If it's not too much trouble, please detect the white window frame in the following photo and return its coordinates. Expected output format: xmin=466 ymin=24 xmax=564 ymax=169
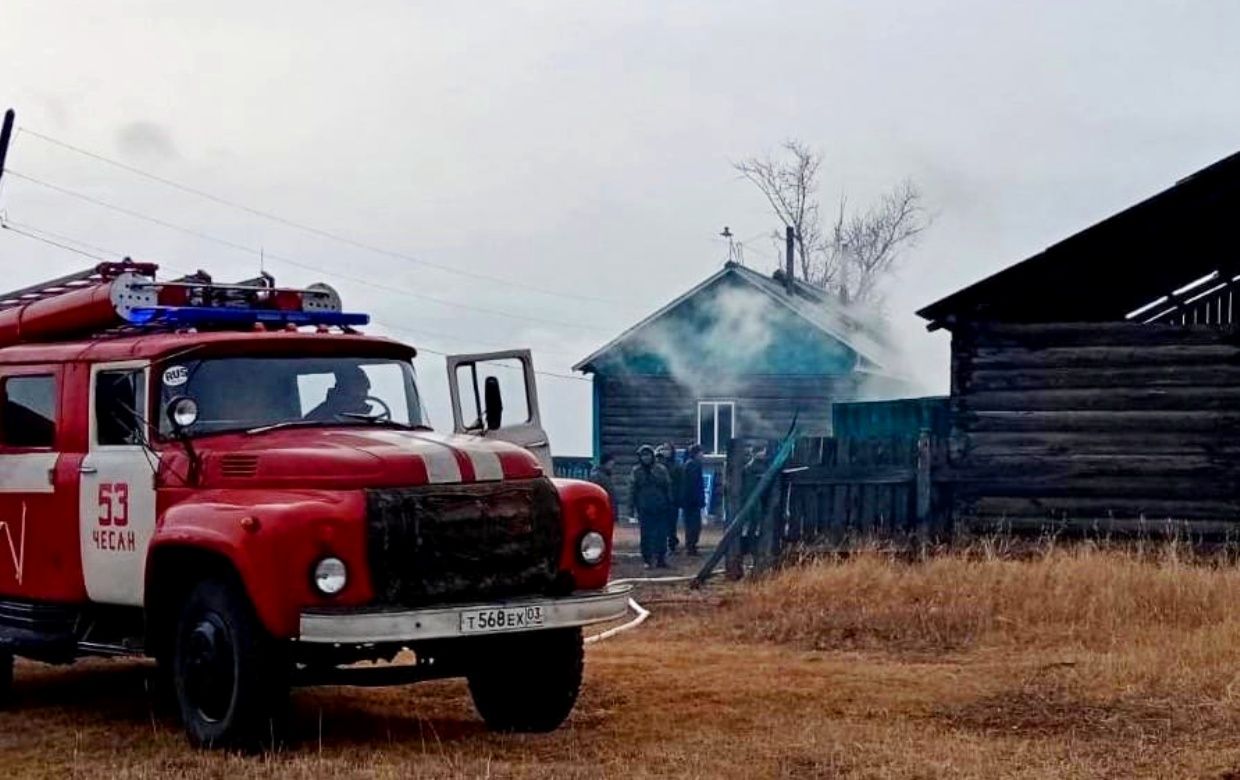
xmin=90 ymin=361 xmax=151 ymax=450
xmin=696 ymin=400 xmax=736 ymax=457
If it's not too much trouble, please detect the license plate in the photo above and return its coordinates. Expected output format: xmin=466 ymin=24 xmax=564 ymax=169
xmin=460 ymin=605 xmax=545 ymax=634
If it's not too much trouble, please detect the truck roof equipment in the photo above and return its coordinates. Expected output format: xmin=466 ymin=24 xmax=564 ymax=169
xmin=0 ymin=259 xmax=368 ymax=348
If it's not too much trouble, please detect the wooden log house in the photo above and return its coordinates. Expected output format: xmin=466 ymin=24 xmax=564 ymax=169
xmin=574 ymin=262 xmax=913 ymax=514
xmin=918 ymin=151 xmax=1240 ymax=536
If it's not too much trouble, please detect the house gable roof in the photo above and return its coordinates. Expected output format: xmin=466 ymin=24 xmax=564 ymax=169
xmin=573 ymin=262 xmax=893 ymax=374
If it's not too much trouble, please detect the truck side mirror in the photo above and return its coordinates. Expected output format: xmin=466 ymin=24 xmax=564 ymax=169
xmin=483 ymin=376 xmax=503 ymax=431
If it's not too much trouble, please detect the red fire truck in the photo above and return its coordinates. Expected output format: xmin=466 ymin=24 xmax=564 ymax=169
xmin=0 ymin=260 xmax=625 ymax=749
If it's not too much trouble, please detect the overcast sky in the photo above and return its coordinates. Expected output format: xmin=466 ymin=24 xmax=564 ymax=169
xmin=3 ymin=1 xmax=1239 ymax=454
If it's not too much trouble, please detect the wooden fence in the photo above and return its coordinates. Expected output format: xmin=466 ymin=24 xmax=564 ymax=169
xmin=724 ymin=431 xmax=949 ymax=571
xmin=551 ymin=455 xmax=593 ymax=481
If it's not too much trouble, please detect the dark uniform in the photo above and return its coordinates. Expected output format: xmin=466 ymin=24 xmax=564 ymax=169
xmin=657 ymin=444 xmax=683 ymax=554
xmin=680 ymin=447 xmax=706 ymax=555
xmin=589 ymin=459 xmax=619 ymax=524
xmin=629 ymin=445 xmax=672 ymax=567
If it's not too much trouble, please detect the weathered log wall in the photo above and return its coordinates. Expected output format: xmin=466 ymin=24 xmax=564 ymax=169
xmin=950 ymin=321 xmax=1240 ymax=534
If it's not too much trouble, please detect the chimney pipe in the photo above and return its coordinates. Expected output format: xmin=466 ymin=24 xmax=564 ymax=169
xmin=784 ymin=225 xmax=795 ymax=295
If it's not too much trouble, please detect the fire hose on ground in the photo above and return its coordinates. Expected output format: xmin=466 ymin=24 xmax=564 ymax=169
xmin=584 ymin=575 xmax=698 ymax=645
xmin=584 ymin=598 xmax=650 ymax=644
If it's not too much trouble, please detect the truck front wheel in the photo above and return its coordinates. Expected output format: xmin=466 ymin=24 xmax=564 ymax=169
xmin=466 ymin=627 xmax=584 ymax=732
xmin=172 ymin=578 xmax=290 ymax=750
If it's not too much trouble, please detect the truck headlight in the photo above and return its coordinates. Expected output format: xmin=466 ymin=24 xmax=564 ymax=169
xmin=578 ymin=531 xmax=606 ymax=565
xmin=312 ymin=557 xmax=348 ymax=595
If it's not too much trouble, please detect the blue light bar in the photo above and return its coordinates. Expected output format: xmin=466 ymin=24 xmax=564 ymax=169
xmin=128 ymin=306 xmax=370 ymax=327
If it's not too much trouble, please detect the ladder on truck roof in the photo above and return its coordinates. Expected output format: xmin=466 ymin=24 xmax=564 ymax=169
xmin=0 ymin=260 xmax=157 ymax=312
xmin=0 ymin=260 xmax=369 ymax=348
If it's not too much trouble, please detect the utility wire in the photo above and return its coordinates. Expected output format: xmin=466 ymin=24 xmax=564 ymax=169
xmin=2 ymin=217 xmax=122 ymax=261
xmin=16 ymin=126 xmax=638 ymax=309
xmin=373 ymin=321 xmax=589 ymax=381
xmin=0 ymin=214 xmax=592 ymax=383
xmin=0 ymin=219 xmax=108 ymax=261
xmin=4 ymin=169 xmax=616 ymax=334
xmin=367 ymin=316 xmax=583 ymax=359
xmin=5 ymin=195 xmax=589 ymax=358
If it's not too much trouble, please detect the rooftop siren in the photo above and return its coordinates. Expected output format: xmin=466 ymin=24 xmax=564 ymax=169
xmin=0 ymin=259 xmax=369 ymax=348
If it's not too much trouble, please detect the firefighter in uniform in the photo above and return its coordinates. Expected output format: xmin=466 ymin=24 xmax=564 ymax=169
xmin=680 ymin=444 xmax=706 ymax=556
xmin=656 ymin=443 xmax=683 ymax=555
xmin=630 ymin=444 xmax=672 ymax=568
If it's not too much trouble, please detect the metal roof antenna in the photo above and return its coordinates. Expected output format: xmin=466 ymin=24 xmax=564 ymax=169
xmin=721 ymin=226 xmax=744 ymax=266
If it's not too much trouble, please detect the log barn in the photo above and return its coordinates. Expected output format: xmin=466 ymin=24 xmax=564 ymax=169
xmin=918 ymin=151 xmax=1240 ymax=536
xmin=574 ymin=262 xmax=911 ymax=514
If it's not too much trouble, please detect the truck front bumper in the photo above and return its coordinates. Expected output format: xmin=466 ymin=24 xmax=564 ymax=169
xmin=298 ymin=584 xmax=633 ymax=645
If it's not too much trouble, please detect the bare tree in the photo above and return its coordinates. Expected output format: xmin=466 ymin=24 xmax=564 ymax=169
xmin=733 ymin=140 xmax=824 ymax=284
xmin=825 ymin=179 xmax=926 ymax=304
xmin=733 ymin=142 xmax=927 ymax=305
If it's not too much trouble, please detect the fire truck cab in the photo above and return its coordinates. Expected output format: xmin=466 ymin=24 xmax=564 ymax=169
xmin=0 ymin=261 xmax=626 ymax=749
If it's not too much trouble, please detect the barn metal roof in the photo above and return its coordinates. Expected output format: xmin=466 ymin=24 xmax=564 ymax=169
xmin=573 ymin=262 xmax=896 ymax=374
xmin=917 ymin=149 xmax=1240 ymax=330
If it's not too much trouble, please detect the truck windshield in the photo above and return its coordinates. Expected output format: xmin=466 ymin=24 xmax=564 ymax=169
xmin=157 ymin=356 xmax=429 ymax=436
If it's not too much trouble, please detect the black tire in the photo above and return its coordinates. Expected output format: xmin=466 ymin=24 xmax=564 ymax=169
xmin=0 ymin=652 xmax=12 ymax=706
xmin=172 ymin=578 xmax=290 ymax=750
xmin=466 ymin=627 xmax=584 ymax=733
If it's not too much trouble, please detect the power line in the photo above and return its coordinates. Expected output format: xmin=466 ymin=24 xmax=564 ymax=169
xmin=3 ymin=168 xmax=617 ymax=334
xmin=0 ymin=214 xmax=591 ymax=383
xmin=16 ymin=126 xmax=638 ymax=309
xmin=0 ymin=219 xmax=109 ymax=261
xmin=2 ymin=217 xmax=122 ymax=260
xmin=367 ymin=316 xmax=582 ymax=359
xmin=370 ymin=320 xmax=590 ymax=382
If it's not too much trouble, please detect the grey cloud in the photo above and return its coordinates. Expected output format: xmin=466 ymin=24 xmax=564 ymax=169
xmin=114 ymin=121 xmax=178 ymax=162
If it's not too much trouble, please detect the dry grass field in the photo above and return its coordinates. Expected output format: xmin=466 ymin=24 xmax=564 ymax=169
xmin=6 ymin=541 xmax=1240 ymax=778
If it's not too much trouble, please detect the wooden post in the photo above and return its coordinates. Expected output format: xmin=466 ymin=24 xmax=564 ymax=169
xmin=753 ymin=446 xmax=784 ymax=573
xmin=723 ymin=437 xmax=745 ymax=580
xmin=784 ymin=226 xmax=795 ymax=295
xmin=0 ymin=109 xmax=15 ymax=190
xmin=915 ymin=428 xmax=932 ymax=548
xmin=831 ymin=436 xmax=850 ymax=543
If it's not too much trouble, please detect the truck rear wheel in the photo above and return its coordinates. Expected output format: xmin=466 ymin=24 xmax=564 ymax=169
xmin=172 ymin=578 xmax=290 ymax=750
xmin=466 ymin=627 xmax=583 ymax=733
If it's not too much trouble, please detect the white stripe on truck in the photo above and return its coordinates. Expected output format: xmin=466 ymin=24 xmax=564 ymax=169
xmin=366 ymin=431 xmax=462 ymax=483
xmin=444 ymin=435 xmax=504 ymax=481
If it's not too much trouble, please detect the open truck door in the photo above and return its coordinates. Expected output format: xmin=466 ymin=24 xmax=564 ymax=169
xmin=446 ymin=350 xmax=553 ymax=473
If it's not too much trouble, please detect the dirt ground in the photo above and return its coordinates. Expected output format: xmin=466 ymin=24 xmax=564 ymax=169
xmin=607 ymin=521 xmax=725 ymax=580
xmin=4 ymin=542 xmax=1240 ymax=778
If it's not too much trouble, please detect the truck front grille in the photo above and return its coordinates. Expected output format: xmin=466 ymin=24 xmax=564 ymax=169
xmin=365 ymin=479 xmax=563 ymax=607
